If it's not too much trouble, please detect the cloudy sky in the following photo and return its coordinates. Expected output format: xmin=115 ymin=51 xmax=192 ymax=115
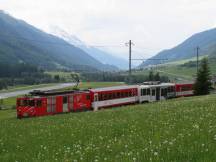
xmin=1 ymin=0 xmax=216 ymax=60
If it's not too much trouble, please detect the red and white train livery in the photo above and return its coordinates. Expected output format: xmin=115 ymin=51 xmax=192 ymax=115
xmin=16 ymin=83 xmax=194 ymax=118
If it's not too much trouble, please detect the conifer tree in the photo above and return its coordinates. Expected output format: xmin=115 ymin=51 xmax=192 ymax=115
xmin=194 ymin=58 xmax=211 ymax=95
xmin=148 ymin=71 xmax=154 ymax=81
xmin=154 ymin=72 xmax=161 ymax=81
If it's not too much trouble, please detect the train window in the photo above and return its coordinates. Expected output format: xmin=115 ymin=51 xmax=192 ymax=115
xmin=36 ymin=100 xmax=42 ymax=107
xmin=103 ymin=94 xmax=106 ymax=100
xmin=17 ymin=100 xmax=20 ymax=106
xmin=86 ymin=94 xmax=90 ymax=100
xmin=161 ymin=89 xmax=164 ymax=96
xmin=152 ymin=89 xmax=156 ymax=96
xmin=98 ymin=94 xmax=101 ymax=101
xmin=171 ymin=86 xmax=175 ymax=92
xmin=161 ymin=88 xmax=167 ymax=96
xmin=63 ymin=96 xmax=68 ymax=104
xmin=147 ymin=89 xmax=150 ymax=95
xmin=181 ymin=86 xmax=190 ymax=91
xmin=29 ymin=100 xmax=35 ymax=107
xmin=120 ymin=92 xmax=123 ymax=98
xmin=123 ymin=92 xmax=125 ymax=97
xmin=128 ymin=91 xmax=132 ymax=97
xmin=126 ymin=91 xmax=129 ymax=97
xmin=110 ymin=93 xmax=113 ymax=99
xmin=19 ymin=100 xmax=27 ymax=106
xmin=143 ymin=89 xmax=147 ymax=96
xmin=117 ymin=92 xmax=120 ymax=98
xmin=107 ymin=93 xmax=111 ymax=100
xmin=94 ymin=95 xmax=98 ymax=101
xmin=112 ymin=93 xmax=116 ymax=99
xmin=106 ymin=93 xmax=109 ymax=100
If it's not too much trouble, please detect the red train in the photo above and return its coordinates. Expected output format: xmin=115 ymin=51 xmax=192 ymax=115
xmin=16 ymin=83 xmax=194 ymax=118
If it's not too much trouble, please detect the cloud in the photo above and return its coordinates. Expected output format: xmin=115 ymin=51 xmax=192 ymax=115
xmin=1 ymin=0 xmax=216 ymax=59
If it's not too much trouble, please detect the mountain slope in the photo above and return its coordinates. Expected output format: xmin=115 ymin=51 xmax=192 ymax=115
xmin=140 ymin=28 xmax=216 ymax=67
xmin=50 ymin=26 xmax=128 ymax=69
xmin=0 ymin=11 xmax=115 ymax=71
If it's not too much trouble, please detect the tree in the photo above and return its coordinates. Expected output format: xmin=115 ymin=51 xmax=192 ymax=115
xmin=71 ymin=73 xmax=80 ymax=87
xmin=148 ymin=71 xmax=154 ymax=81
xmin=0 ymin=99 xmax=3 ymax=110
xmin=54 ymin=75 xmax=60 ymax=82
xmin=154 ymin=72 xmax=160 ymax=81
xmin=194 ymin=58 xmax=211 ymax=95
xmin=0 ymin=80 xmax=7 ymax=90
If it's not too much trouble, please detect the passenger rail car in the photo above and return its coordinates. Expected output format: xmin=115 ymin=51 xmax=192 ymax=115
xmin=16 ymin=83 xmax=194 ymax=118
xmin=138 ymin=83 xmax=175 ymax=103
xmin=175 ymin=83 xmax=194 ymax=97
xmin=89 ymin=85 xmax=138 ymax=110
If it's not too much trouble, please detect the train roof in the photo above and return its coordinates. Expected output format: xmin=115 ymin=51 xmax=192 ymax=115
xmin=139 ymin=83 xmax=175 ymax=88
xmin=89 ymin=85 xmax=138 ymax=92
xmin=29 ymin=89 xmax=88 ymax=97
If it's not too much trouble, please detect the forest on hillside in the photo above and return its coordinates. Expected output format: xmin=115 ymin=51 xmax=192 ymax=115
xmin=0 ymin=63 xmax=61 ymax=90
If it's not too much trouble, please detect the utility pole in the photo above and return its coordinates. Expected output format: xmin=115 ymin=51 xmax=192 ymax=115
xmin=125 ymin=40 xmax=134 ymax=77
xmin=129 ymin=40 xmax=132 ymax=76
xmin=196 ymin=46 xmax=200 ymax=75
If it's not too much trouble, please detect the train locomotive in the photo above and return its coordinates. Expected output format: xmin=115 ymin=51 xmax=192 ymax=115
xmin=16 ymin=82 xmax=194 ymax=118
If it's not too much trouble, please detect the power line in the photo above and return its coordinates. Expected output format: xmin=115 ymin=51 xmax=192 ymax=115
xmin=131 ymin=58 xmax=168 ymax=61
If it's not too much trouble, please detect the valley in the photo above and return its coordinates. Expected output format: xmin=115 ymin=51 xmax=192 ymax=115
xmin=0 ymin=5 xmax=216 ymax=162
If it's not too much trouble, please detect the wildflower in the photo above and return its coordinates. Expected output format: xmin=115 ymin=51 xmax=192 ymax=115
xmin=154 ymin=152 xmax=158 ymax=156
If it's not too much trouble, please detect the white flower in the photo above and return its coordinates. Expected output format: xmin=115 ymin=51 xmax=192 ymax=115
xmin=154 ymin=152 xmax=158 ymax=156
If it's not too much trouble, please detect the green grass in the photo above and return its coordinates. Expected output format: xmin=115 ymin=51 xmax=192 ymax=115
xmin=162 ymin=55 xmax=208 ymax=66
xmin=0 ymin=94 xmax=216 ymax=161
xmin=46 ymin=71 xmax=75 ymax=82
xmin=134 ymin=58 xmax=216 ymax=82
xmin=60 ymin=82 xmax=125 ymax=91
xmin=0 ymin=96 xmax=17 ymax=109
xmin=78 ymin=82 xmax=125 ymax=89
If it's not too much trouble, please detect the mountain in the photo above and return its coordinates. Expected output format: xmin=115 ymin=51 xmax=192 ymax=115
xmin=50 ymin=26 xmax=128 ymax=69
xmin=0 ymin=11 xmax=116 ymax=72
xmin=140 ymin=28 xmax=216 ymax=67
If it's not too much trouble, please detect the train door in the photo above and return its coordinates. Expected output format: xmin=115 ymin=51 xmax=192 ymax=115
xmin=63 ymin=96 xmax=68 ymax=113
xmin=150 ymin=88 xmax=156 ymax=102
xmin=156 ymin=87 xmax=161 ymax=101
xmin=94 ymin=93 xmax=99 ymax=102
xmin=47 ymin=97 xmax=56 ymax=113
xmin=93 ymin=93 xmax=99 ymax=111
xmin=68 ymin=95 xmax=73 ymax=111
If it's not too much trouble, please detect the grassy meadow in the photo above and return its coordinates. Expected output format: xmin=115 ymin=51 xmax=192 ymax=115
xmin=134 ymin=58 xmax=216 ymax=82
xmin=0 ymin=94 xmax=216 ymax=161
